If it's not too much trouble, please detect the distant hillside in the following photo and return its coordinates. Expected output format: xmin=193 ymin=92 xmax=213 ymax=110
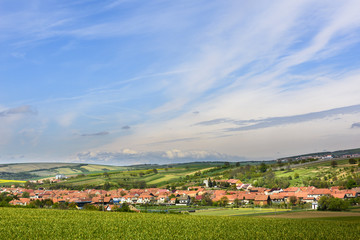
xmin=0 ymin=163 xmax=127 ymax=180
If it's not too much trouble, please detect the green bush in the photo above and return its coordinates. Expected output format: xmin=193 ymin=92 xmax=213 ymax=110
xmin=318 ymin=196 xmax=349 ymax=211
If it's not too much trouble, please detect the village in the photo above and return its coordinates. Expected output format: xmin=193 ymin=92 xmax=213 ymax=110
xmin=2 ymin=178 xmax=360 ymax=212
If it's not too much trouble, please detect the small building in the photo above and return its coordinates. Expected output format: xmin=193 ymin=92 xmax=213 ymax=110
xmin=55 ymin=174 xmax=67 ymax=180
xmin=312 ymin=202 xmax=318 ymax=210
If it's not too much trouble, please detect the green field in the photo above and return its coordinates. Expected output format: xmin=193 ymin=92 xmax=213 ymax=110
xmin=191 ymin=208 xmax=290 ymax=216
xmin=0 ymin=163 xmax=127 ymax=180
xmin=0 ymin=208 xmax=359 ymax=239
xmin=61 ymin=163 xmax=221 ymax=188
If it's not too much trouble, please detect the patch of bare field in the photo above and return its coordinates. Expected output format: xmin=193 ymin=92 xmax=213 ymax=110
xmin=260 ymin=211 xmax=360 ymax=218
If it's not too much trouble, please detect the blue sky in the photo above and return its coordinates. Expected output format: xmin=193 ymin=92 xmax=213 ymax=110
xmin=1 ymin=0 xmax=360 ymax=165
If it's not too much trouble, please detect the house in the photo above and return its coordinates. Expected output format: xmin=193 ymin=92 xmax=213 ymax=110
xmin=243 ymin=194 xmax=256 ymax=204
xmin=332 ymin=193 xmax=346 ymax=199
xmin=254 ymin=195 xmax=270 ymax=206
xmin=302 ymin=197 xmax=316 ymax=203
xmin=105 ymin=204 xmax=116 ymax=211
xmin=9 ymin=198 xmax=31 ymax=206
xmin=104 ymin=197 xmax=113 ymax=204
xmin=307 ymin=189 xmax=331 ymax=198
xmin=270 ymin=194 xmax=285 ymax=204
xmin=283 ymin=187 xmax=300 ymax=193
xmin=237 ymin=184 xmax=251 ymax=190
xmin=169 ymin=198 xmax=176 ymax=205
xmin=157 ymin=195 xmax=169 ymax=204
xmin=92 ymin=196 xmax=112 ymax=205
xmin=120 ymin=195 xmax=133 ymax=204
xmin=177 ymin=194 xmax=190 ymax=205
xmin=136 ymin=194 xmax=152 ymax=204
xmin=352 ymin=187 xmax=360 ymax=197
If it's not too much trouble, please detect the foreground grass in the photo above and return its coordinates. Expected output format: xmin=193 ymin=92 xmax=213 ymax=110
xmin=259 ymin=210 xmax=360 ymax=219
xmin=0 ymin=208 xmax=359 ymax=239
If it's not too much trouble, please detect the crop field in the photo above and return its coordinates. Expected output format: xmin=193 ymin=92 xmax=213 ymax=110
xmin=0 ymin=179 xmax=26 ymax=184
xmin=190 ymin=208 xmax=290 ymax=216
xmin=0 ymin=208 xmax=359 ymax=239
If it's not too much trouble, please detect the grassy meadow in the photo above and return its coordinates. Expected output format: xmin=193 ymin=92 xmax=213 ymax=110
xmin=190 ymin=207 xmax=291 ymax=216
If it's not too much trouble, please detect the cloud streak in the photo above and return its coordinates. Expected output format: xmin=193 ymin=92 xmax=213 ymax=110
xmin=80 ymin=131 xmax=109 ymax=137
xmin=194 ymin=104 xmax=360 ymax=131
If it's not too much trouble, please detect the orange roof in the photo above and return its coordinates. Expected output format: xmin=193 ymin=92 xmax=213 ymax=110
xmin=254 ymin=195 xmax=269 ymax=201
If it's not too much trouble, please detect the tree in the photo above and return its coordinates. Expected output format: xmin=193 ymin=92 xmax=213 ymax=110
xmin=233 ymin=198 xmax=241 ymax=208
xmin=294 ymin=173 xmax=299 ymax=179
xmin=224 ymin=162 xmax=230 ymax=168
xmin=84 ymin=204 xmax=98 ymax=211
xmin=200 ymin=193 xmax=213 ymax=206
xmin=21 ymin=191 xmax=30 ymax=198
xmin=346 ymin=178 xmax=356 ymax=189
xmin=331 ymin=160 xmax=337 ymax=168
xmin=328 ymin=198 xmax=349 ymax=211
xmin=152 ymin=169 xmax=158 ymax=174
xmin=289 ymin=196 xmax=297 ymax=206
xmin=212 ymin=180 xmax=217 ymax=187
xmin=103 ymin=182 xmax=111 ymax=191
xmin=318 ymin=196 xmax=349 ymax=211
xmin=236 ymin=162 xmax=240 ymax=167
xmin=68 ymin=202 xmax=77 ymax=210
xmin=115 ymin=203 xmax=131 ymax=212
xmin=207 ymin=178 xmax=213 ymax=188
xmin=349 ymin=158 xmax=356 ymax=164
xmin=219 ymin=196 xmax=229 ymax=207
xmin=259 ymin=163 xmax=267 ymax=173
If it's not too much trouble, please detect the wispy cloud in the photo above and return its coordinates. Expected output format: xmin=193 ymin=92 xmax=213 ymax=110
xmin=80 ymin=131 xmax=109 ymax=137
xmin=0 ymin=105 xmax=37 ymax=117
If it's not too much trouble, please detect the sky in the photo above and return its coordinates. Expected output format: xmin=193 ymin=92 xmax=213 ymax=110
xmin=1 ymin=0 xmax=360 ymax=165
